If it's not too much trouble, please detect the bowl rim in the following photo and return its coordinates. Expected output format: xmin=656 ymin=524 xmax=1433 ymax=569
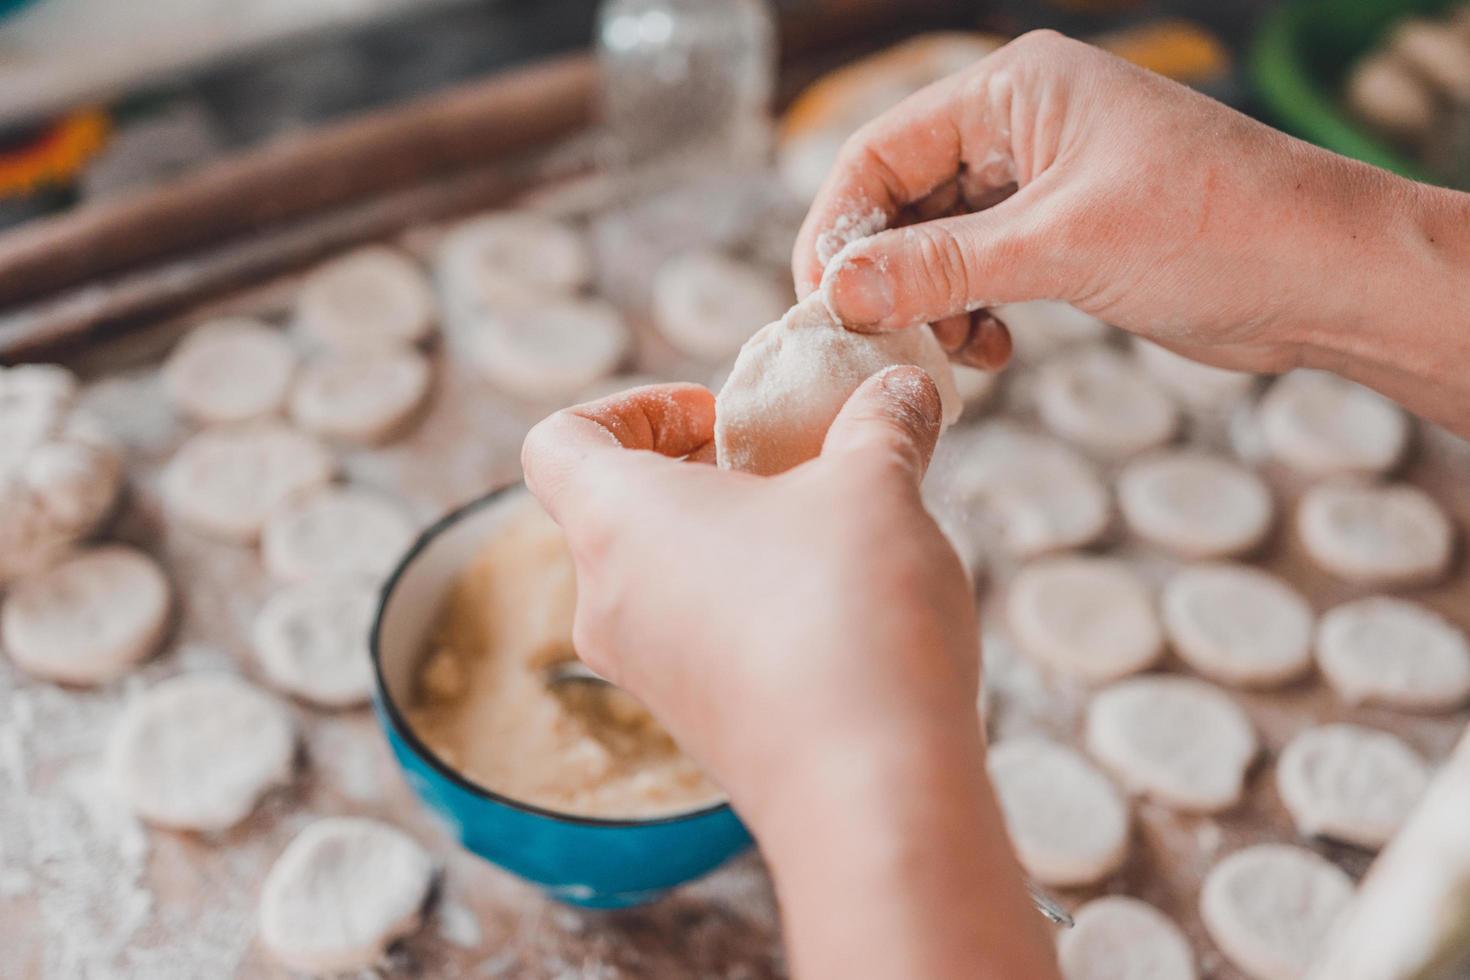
xmin=371 ymin=483 xmax=735 ymax=829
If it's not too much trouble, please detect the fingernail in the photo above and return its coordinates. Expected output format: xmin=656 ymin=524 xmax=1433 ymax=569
xmin=822 ymin=254 xmax=895 ymax=328
xmin=877 ymin=364 xmax=941 ymax=427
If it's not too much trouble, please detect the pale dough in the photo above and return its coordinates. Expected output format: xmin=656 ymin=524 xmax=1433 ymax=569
xmin=253 ymin=583 xmax=378 ymax=708
xmin=714 ymin=295 xmax=961 ymax=475
xmin=1345 ymin=52 xmax=1437 ymax=142
xmin=261 ymin=486 xmax=416 ymax=585
xmin=1259 ymin=371 xmax=1408 ymax=477
xmin=1199 ymin=844 xmax=1353 ymax=980
xmin=109 ymin=672 xmax=296 ymax=831
xmin=1006 ymin=555 xmax=1163 ymax=684
xmin=953 ymin=365 xmax=998 ymax=410
xmin=259 ymin=816 xmax=433 ymax=974
xmin=1315 ymin=597 xmax=1470 ymax=712
xmin=1036 ymin=346 xmax=1179 ymax=458
xmin=162 ymin=423 xmax=334 ymax=544
xmin=1391 ymin=18 xmax=1470 ymax=102
xmin=1132 ymin=339 xmax=1256 ymax=410
xmin=1297 ymin=481 xmax=1453 ymax=586
xmin=1086 ymin=675 xmax=1257 ymax=813
xmin=987 ymin=737 xmax=1130 ymax=888
xmin=1 ymin=545 xmax=171 ymax=685
xmin=1118 ymin=450 xmax=1274 ymax=559
xmin=295 ymin=246 xmax=437 ymax=352
xmin=462 ymin=290 xmax=629 ymax=400
xmin=289 ymin=347 xmax=432 ymax=445
xmin=162 ymin=318 xmax=296 ymax=424
xmin=435 ymin=211 xmax=592 ymax=314
xmin=0 ymin=364 xmax=123 ymax=584
xmin=1057 ymin=896 xmax=1197 ymax=980
xmin=993 ymin=300 xmax=1109 ymax=361
xmin=1276 ymin=723 xmax=1429 ymax=850
xmin=1161 ymin=563 xmax=1314 ymax=688
xmin=651 ymin=249 xmax=790 ymax=360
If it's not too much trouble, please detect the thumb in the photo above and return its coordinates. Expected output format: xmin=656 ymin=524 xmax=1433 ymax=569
xmin=821 ymin=365 xmax=942 ymax=484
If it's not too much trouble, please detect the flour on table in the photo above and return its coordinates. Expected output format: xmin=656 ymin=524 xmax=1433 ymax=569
xmin=259 ymin=816 xmax=434 ymax=974
xmin=1 ymin=546 xmax=171 ymax=686
xmin=252 ymin=583 xmax=378 ymax=708
xmin=1259 ymin=370 xmax=1408 ymax=477
xmin=1315 ymin=597 xmax=1470 ymax=712
xmin=1036 ymin=346 xmax=1179 ymax=458
xmin=1297 ymin=481 xmax=1453 ymax=586
xmin=651 ymin=249 xmax=790 ymax=361
xmin=992 ymin=300 xmax=1109 ymax=361
xmin=289 ymin=347 xmax=432 ymax=445
xmin=459 ymin=289 xmax=630 ymax=401
xmin=162 ymin=318 xmax=296 ymax=424
xmin=1199 ymin=844 xmax=1353 ymax=980
xmin=261 ymin=485 xmax=416 ymax=585
xmin=108 ymin=673 xmax=297 ymax=831
xmin=1118 ymin=450 xmax=1274 ymax=559
xmin=1161 ymin=563 xmax=1314 ymax=688
xmin=1276 ymin=724 xmax=1429 ymax=850
xmin=295 ymin=246 xmax=437 ymax=352
xmin=1086 ymin=676 xmax=1257 ymax=814
xmin=1058 ymin=896 xmax=1198 ymax=980
xmin=435 ymin=211 xmax=592 ymax=315
xmin=1132 ymin=339 xmax=1256 ymax=411
xmin=987 ymin=737 xmax=1130 ymax=888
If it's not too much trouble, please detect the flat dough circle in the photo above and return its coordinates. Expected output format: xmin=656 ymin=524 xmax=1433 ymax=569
xmin=715 ymin=295 xmax=961 ymax=475
xmin=1 ymin=545 xmax=171 ymax=685
xmin=260 ymin=816 xmax=433 ymax=974
xmin=1132 ymin=339 xmax=1256 ymax=411
xmin=1086 ymin=675 xmax=1257 ymax=813
xmin=464 ymin=292 xmax=629 ymax=400
xmin=1276 ymin=723 xmax=1429 ymax=849
xmin=651 ymin=249 xmax=790 ymax=360
xmin=162 ymin=318 xmax=296 ymax=423
xmin=1316 ymin=597 xmax=1470 ymax=711
xmin=1058 ymin=896 xmax=1197 ymax=980
xmin=296 ymin=246 xmax=436 ymax=352
xmin=262 ymin=486 xmax=416 ymax=585
xmin=1297 ymin=481 xmax=1453 ymax=586
xmin=1161 ymin=563 xmax=1314 ymax=688
xmin=109 ymin=673 xmax=296 ymax=831
xmin=992 ymin=300 xmax=1109 ymax=361
xmin=253 ymin=583 xmax=377 ymax=707
xmin=1259 ymin=370 xmax=1408 ymax=476
xmin=987 ymin=738 xmax=1130 ymax=888
xmin=289 ymin=348 xmax=431 ymax=445
xmin=1199 ymin=844 xmax=1353 ymax=980
xmin=1118 ymin=450 xmax=1274 ymax=559
xmin=1007 ymin=555 xmax=1164 ymax=683
xmin=1036 ymin=346 xmax=1179 ymax=458
xmin=436 ymin=211 xmax=591 ymax=311
xmin=162 ymin=423 xmax=335 ymax=543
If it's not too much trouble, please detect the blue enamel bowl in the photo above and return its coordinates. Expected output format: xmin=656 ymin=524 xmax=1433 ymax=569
xmin=371 ymin=486 xmax=752 ymax=909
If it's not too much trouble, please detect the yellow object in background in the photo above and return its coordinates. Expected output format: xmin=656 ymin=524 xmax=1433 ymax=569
xmin=1094 ymin=19 xmax=1232 ymax=87
xmin=0 ymin=109 xmax=109 ymax=197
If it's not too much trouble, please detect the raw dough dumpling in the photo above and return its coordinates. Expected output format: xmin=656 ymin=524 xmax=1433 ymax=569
xmin=1086 ymin=675 xmax=1257 ymax=813
xmin=1058 ymin=896 xmax=1197 ymax=980
xmin=1036 ymin=346 xmax=1179 ymax=458
xmin=289 ymin=348 xmax=432 ymax=445
xmin=1297 ymin=481 xmax=1453 ymax=586
xmin=953 ymin=365 xmax=998 ymax=410
xmin=1346 ymin=52 xmax=1437 ymax=142
xmin=296 ymin=246 xmax=437 ymax=352
xmin=462 ymin=289 xmax=629 ymax=400
xmin=651 ymin=249 xmax=790 ymax=361
xmin=109 ymin=673 xmax=296 ymax=831
xmin=259 ymin=817 xmax=433 ymax=974
xmin=0 ymin=364 xmax=123 ymax=584
xmin=1 ymin=545 xmax=171 ymax=685
xmin=715 ymin=295 xmax=961 ymax=475
xmin=1161 ymin=563 xmax=1314 ymax=688
xmin=161 ymin=423 xmax=335 ymax=543
xmin=1276 ymin=723 xmax=1429 ymax=850
xmin=1007 ymin=555 xmax=1164 ymax=684
xmin=1315 ymin=597 xmax=1470 ymax=712
xmin=436 ymin=211 xmax=592 ymax=314
xmin=253 ymin=583 xmax=377 ymax=708
xmin=1391 ymin=18 xmax=1470 ymax=102
xmin=1259 ymin=371 xmax=1408 ymax=477
xmin=987 ymin=737 xmax=1130 ymax=888
xmin=262 ymin=486 xmax=416 ymax=585
xmin=163 ymin=318 xmax=296 ymax=424
xmin=993 ymin=300 xmax=1109 ymax=361
xmin=1132 ymin=339 xmax=1256 ymax=411
xmin=1118 ymin=450 xmax=1274 ymax=559
xmin=1200 ymin=844 xmax=1353 ymax=980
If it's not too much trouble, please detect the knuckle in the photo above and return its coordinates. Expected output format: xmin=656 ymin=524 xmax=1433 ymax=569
xmin=910 ymin=224 xmax=972 ymax=309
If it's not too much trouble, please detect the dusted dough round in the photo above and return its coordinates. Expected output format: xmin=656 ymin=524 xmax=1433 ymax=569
xmin=1316 ymin=597 xmax=1470 ymax=712
xmin=1036 ymin=346 xmax=1179 ymax=458
xmin=987 ymin=737 xmax=1130 ymax=888
xmin=253 ymin=583 xmax=377 ymax=708
xmin=1297 ymin=481 xmax=1453 ymax=586
xmin=109 ymin=673 xmax=296 ymax=831
xmin=161 ymin=423 xmax=335 ymax=543
xmin=1259 ymin=371 xmax=1408 ymax=477
xmin=1200 ymin=844 xmax=1353 ymax=980
xmin=1345 ymin=52 xmax=1437 ymax=142
xmin=993 ymin=300 xmax=1109 ymax=361
xmin=1086 ymin=675 xmax=1257 ymax=813
xmin=1 ymin=546 xmax=171 ymax=685
xmin=163 ymin=318 xmax=296 ymax=424
xmin=1276 ymin=724 xmax=1429 ymax=849
xmin=1132 ymin=339 xmax=1256 ymax=410
xmin=714 ymin=295 xmax=960 ymax=475
xmin=289 ymin=348 xmax=431 ymax=445
xmin=259 ymin=817 xmax=433 ymax=974
xmin=295 ymin=246 xmax=437 ymax=352
xmin=1118 ymin=450 xmax=1274 ymax=559
xmin=1007 ymin=555 xmax=1163 ymax=683
xmin=1162 ymin=563 xmax=1314 ymax=688
xmin=1058 ymin=896 xmax=1197 ymax=980
xmin=436 ymin=211 xmax=591 ymax=313
xmin=262 ymin=486 xmax=416 ymax=585
xmin=462 ymin=291 xmax=629 ymax=400
xmin=651 ymin=249 xmax=789 ymax=360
